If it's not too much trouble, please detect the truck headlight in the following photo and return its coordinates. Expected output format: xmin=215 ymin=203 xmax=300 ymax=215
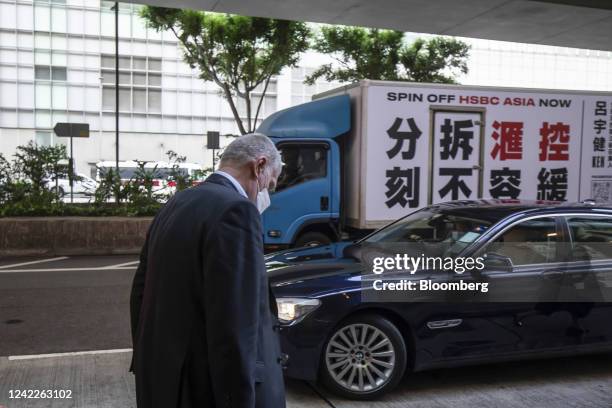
xmin=276 ymin=298 xmax=321 ymax=324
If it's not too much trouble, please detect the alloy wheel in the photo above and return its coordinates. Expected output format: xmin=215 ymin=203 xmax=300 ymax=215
xmin=324 ymin=323 xmax=396 ymax=393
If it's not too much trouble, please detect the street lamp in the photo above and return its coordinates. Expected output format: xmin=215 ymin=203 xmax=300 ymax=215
xmin=110 ymin=2 xmax=119 ymax=176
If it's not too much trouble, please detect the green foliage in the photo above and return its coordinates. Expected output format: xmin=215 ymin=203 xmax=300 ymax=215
xmin=91 ymin=162 xmax=162 ymax=216
xmin=94 ymin=167 xmax=122 ymax=205
xmin=122 ymin=161 xmax=160 ymax=210
xmin=0 ymin=142 xmax=220 ymax=217
xmin=12 ymin=141 xmax=68 ymax=194
xmin=305 ymin=26 xmax=470 ymax=85
xmin=0 ymin=142 xmax=69 ymax=216
xmin=166 ymin=150 xmax=191 ymax=193
xmin=165 ymin=150 xmax=213 ymax=194
xmin=399 ymin=37 xmax=470 ymax=83
xmin=140 ymin=7 xmax=310 ymax=134
xmin=0 ymin=153 xmax=12 ymax=203
xmin=306 ymin=27 xmax=404 ymax=84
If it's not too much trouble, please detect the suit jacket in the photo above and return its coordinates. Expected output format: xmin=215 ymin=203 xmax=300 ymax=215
xmin=130 ymin=173 xmax=286 ymax=408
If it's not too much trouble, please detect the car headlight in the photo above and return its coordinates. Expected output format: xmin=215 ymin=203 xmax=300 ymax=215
xmin=276 ymin=298 xmax=321 ymax=325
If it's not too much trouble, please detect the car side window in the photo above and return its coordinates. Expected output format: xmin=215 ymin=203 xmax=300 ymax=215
xmin=275 ymin=144 xmax=327 ymax=193
xmin=567 ymin=216 xmax=612 ymax=261
xmin=486 ymin=217 xmax=560 ymax=266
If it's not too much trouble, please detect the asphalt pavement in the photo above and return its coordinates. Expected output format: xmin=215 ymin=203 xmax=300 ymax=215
xmin=1 ymin=255 xmax=612 ymax=407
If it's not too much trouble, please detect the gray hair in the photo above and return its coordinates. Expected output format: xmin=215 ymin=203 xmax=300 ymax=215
xmin=219 ymin=133 xmax=282 ymax=174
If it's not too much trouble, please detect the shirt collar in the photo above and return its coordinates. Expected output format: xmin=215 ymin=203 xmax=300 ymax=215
xmin=214 ymin=170 xmax=248 ymax=199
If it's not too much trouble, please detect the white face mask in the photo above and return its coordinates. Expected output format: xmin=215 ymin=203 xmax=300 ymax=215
xmin=256 ymin=166 xmax=272 ymax=214
xmin=257 ymin=188 xmax=271 ymax=214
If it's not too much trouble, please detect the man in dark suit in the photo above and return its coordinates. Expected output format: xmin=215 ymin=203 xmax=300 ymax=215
xmin=130 ymin=133 xmax=285 ymax=408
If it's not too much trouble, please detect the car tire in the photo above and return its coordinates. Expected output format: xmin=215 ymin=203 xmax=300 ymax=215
xmin=294 ymin=231 xmax=332 ymax=248
xmin=320 ymin=313 xmax=407 ymax=400
xmin=52 ymin=186 xmax=65 ymax=197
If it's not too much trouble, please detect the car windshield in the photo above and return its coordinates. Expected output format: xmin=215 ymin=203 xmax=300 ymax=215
xmin=364 ymin=208 xmax=492 ymax=255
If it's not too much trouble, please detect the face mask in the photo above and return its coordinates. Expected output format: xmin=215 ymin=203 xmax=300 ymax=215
xmin=255 ymin=167 xmax=271 ymax=214
xmin=257 ymin=188 xmax=271 ymax=214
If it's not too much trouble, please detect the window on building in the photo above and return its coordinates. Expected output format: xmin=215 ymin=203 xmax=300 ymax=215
xmin=148 ymin=89 xmax=161 ymax=112
xmin=133 ymin=57 xmax=146 ymax=70
xmin=35 ymin=131 xmax=53 ymax=146
xmin=35 ymin=65 xmax=50 ymax=80
xmin=35 ymin=65 xmax=66 ymax=81
xmin=101 ymin=55 xmax=162 ymax=113
xmin=51 ymin=66 xmax=66 ymax=80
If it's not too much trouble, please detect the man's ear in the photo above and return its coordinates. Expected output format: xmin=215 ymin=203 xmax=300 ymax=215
xmin=256 ymin=157 xmax=268 ymax=175
xmin=248 ymin=159 xmax=259 ymax=178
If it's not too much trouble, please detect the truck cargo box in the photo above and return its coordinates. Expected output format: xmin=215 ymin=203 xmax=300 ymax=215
xmin=315 ymin=80 xmax=612 ymax=230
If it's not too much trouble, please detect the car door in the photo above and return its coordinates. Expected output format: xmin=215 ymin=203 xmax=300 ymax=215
xmin=562 ymin=214 xmax=612 ymax=345
xmin=441 ymin=215 xmax=574 ymax=359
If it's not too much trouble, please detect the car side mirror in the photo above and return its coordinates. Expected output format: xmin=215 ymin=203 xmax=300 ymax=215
xmin=481 ymin=252 xmax=513 ymax=273
xmin=342 ymin=242 xmax=362 ymax=261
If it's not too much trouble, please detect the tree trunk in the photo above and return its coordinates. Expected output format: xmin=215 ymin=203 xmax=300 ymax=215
xmin=222 ymin=83 xmax=247 ymax=135
xmin=245 ymin=89 xmax=253 ymax=133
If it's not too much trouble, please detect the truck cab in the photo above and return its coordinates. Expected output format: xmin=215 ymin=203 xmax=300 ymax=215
xmin=257 ymin=94 xmax=350 ymax=250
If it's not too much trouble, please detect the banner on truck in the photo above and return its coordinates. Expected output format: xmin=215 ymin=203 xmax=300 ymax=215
xmin=365 ymin=85 xmax=612 ymax=222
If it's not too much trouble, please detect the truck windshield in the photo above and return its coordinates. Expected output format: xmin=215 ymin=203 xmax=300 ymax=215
xmin=365 ymin=209 xmax=492 ymax=253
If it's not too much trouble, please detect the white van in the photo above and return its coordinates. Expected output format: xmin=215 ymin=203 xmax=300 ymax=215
xmin=94 ymin=160 xmax=204 ymax=195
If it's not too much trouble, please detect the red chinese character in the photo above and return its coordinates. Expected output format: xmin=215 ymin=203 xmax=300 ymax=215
xmin=539 ymin=122 xmax=570 ymax=161
xmin=491 ymin=121 xmax=523 ymax=160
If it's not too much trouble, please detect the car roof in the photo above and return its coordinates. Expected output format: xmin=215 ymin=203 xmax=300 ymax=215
xmin=428 ymin=199 xmax=612 ymax=224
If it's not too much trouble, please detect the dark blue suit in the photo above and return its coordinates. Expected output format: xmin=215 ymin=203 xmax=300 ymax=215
xmin=130 ymin=173 xmax=286 ymax=408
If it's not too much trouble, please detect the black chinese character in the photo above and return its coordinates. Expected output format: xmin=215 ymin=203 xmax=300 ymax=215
xmin=594 ymin=119 xmax=606 ymax=135
xmin=593 ymin=156 xmax=605 ymax=168
xmin=537 ymin=168 xmax=568 ymax=201
xmin=438 ymin=168 xmax=473 ymax=200
xmin=489 ymin=168 xmax=521 ymax=199
xmin=386 ymin=118 xmax=422 ymax=160
xmin=385 ymin=166 xmax=420 ymax=208
xmin=594 ymin=137 xmax=606 ymax=152
xmin=440 ymin=119 xmax=474 ymax=160
xmin=595 ymin=101 xmax=607 ymax=116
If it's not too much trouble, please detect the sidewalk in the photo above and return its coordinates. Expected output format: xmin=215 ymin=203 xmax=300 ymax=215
xmin=2 ymin=350 xmax=612 ymax=407
xmin=0 ymin=351 xmax=328 ymax=408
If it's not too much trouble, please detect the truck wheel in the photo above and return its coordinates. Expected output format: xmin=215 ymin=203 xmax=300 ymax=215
xmin=320 ymin=314 xmax=407 ymax=400
xmin=294 ymin=231 xmax=332 ymax=248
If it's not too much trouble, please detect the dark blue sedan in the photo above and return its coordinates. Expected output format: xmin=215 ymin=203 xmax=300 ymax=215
xmin=267 ymin=200 xmax=612 ymax=400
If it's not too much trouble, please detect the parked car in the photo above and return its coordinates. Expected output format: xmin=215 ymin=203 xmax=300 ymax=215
xmin=268 ymin=200 xmax=612 ymax=400
xmin=47 ymin=173 xmax=97 ymax=197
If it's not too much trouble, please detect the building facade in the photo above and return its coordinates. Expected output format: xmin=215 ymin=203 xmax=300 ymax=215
xmin=0 ymin=0 xmax=283 ymax=175
xmin=1 ymin=0 xmax=611 ymax=176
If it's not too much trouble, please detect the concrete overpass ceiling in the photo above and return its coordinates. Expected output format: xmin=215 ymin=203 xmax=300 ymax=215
xmin=131 ymin=0 xmax=612 ymax=52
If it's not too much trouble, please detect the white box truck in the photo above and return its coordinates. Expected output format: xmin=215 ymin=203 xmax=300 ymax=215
xmin=257 ymin=80 xmax=612 ymax=249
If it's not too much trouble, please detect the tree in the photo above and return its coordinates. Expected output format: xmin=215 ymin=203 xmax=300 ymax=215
xmin=305 ymin=26 xmax=469 ymax=85
xmin=12 ymin=141 xmax=68 ymax=196
xmin=400 ymin=37 xmax=470 ymax=83
xmin=140 ymin=8 xmax=310 ymax=135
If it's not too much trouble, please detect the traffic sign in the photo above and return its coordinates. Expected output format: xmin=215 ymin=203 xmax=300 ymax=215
xmin=53 ymin=123 xmax=90 ymax=138
xmin=207 ymin=131 xmax=220 ymax=149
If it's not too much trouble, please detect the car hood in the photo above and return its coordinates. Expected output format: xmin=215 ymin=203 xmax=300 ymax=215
xmin=265 ymin=242 xmax=363 ymax=294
